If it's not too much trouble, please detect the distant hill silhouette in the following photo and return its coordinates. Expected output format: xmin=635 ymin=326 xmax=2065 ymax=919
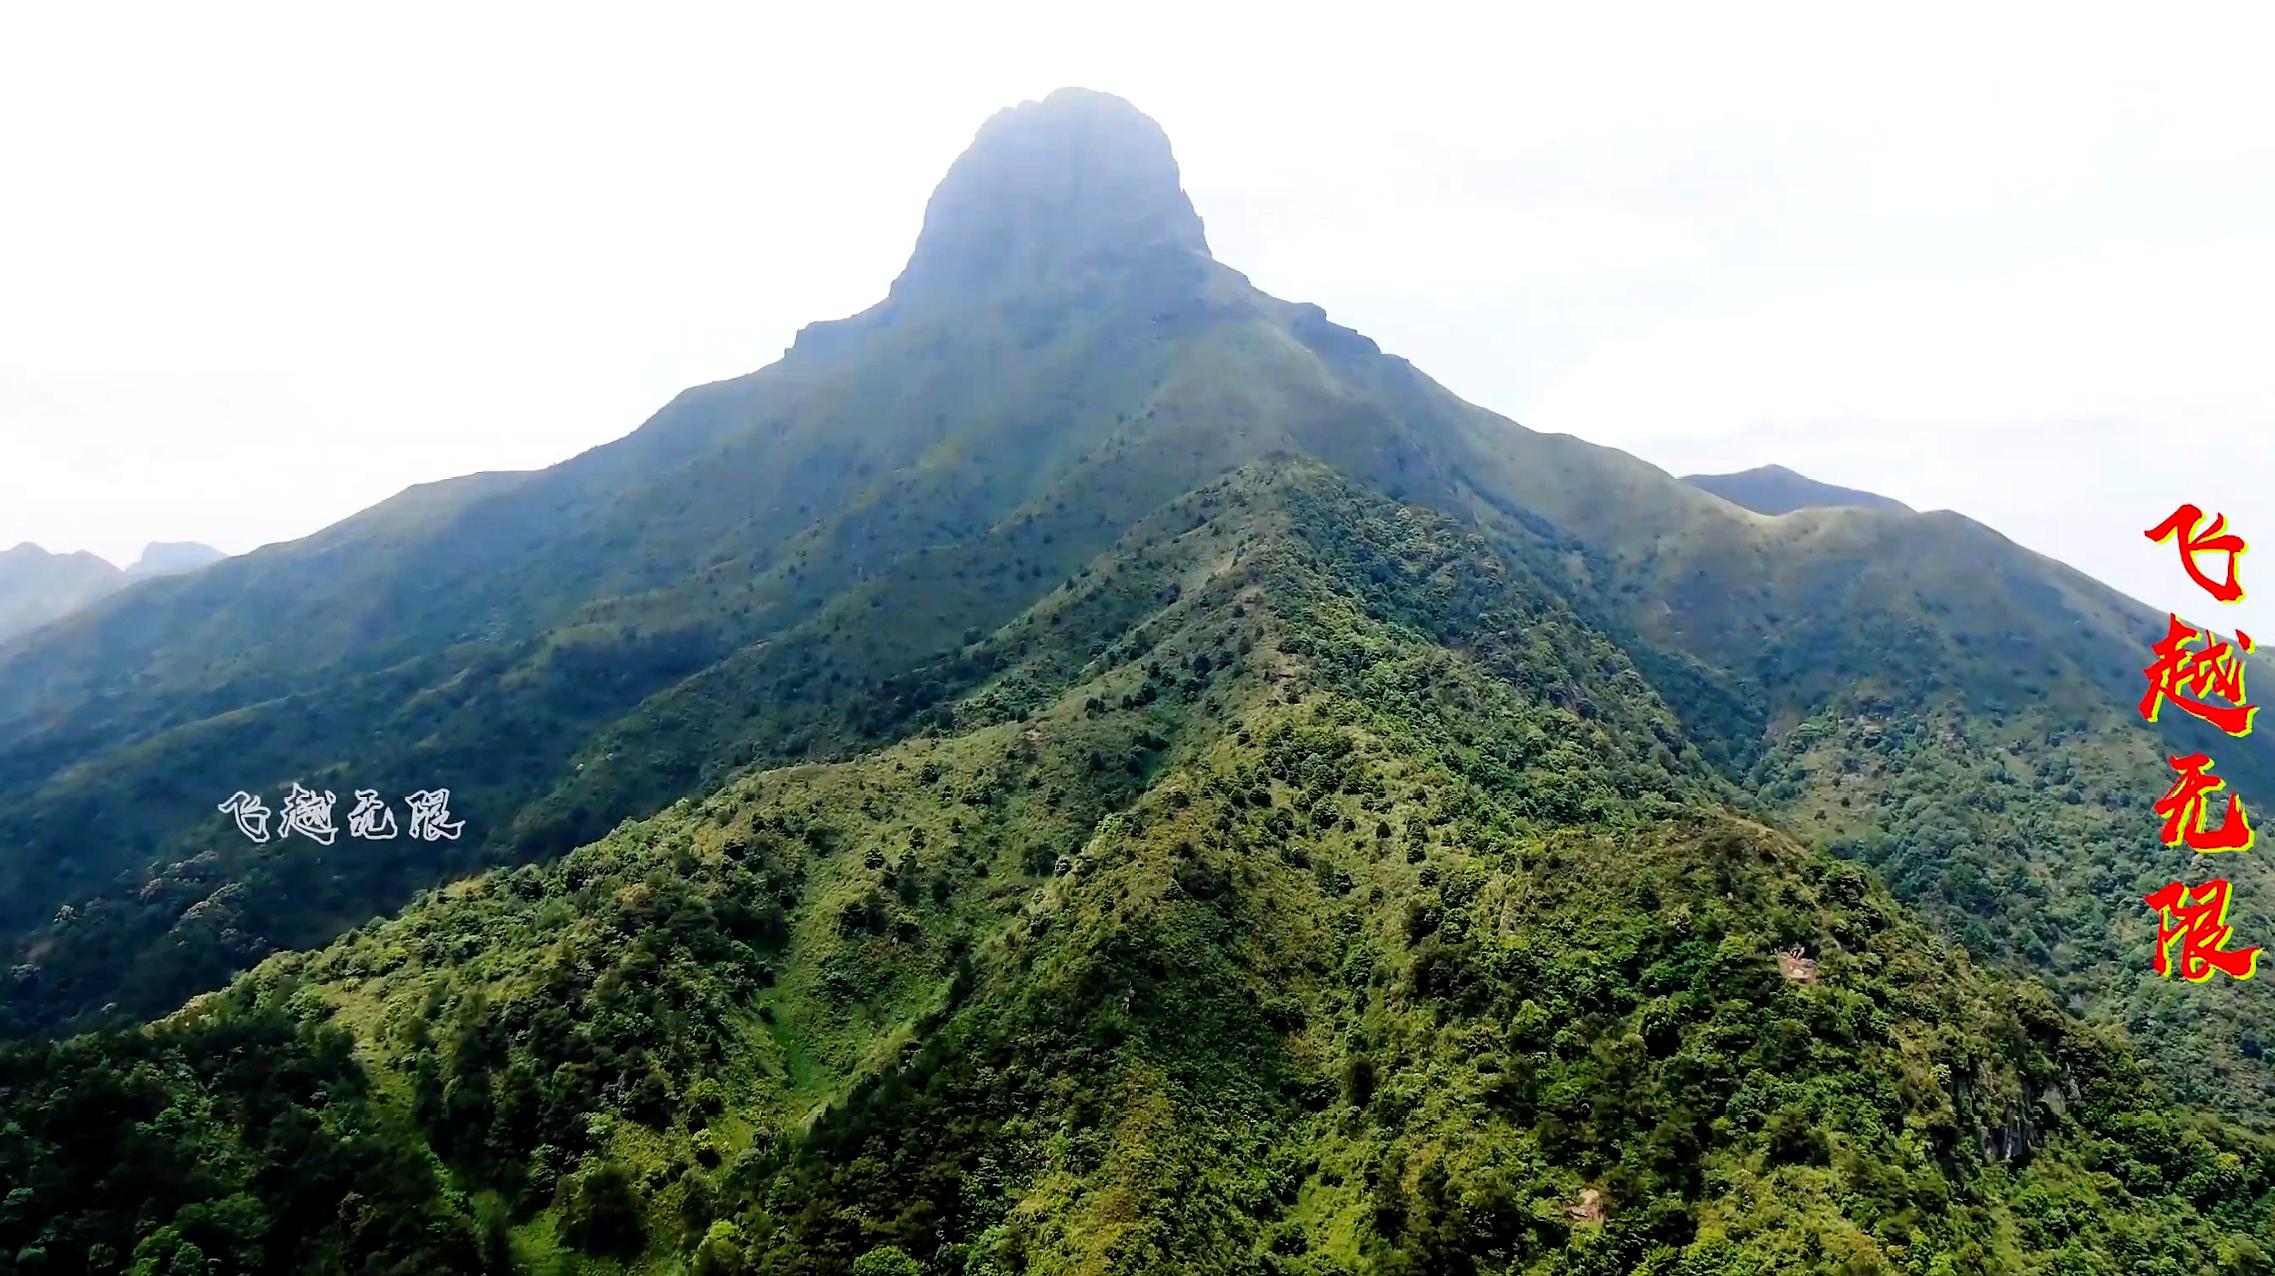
xmin=1682 ymin=462 xmax=1912 ymax=514
xmin=0 ymin=540 xmax=225 ymax=644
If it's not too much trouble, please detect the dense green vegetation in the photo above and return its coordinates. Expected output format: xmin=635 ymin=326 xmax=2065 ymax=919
xmin=4 ymin=87 xmax=2273 ymax=1275
xmin=0 ymin=1005 xmax=495 ymax=1275
xmin=1757 ymin=694 xmax=2275 ymax=1121
xmin=6 ymin=466 xmax=2272 ymax=1275
xmin=4 ymin=89 xmax=2268 ymax=1112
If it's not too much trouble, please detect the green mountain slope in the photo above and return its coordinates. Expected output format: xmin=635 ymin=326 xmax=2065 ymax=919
xmin=3 ymin=85 xmax=2271 ymax=1147
xmin=5 ymin=466 xmax=2269 ymax=1276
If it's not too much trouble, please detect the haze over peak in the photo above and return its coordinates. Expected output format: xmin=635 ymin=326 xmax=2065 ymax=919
xmin=890 ymin=87 xmax=1209 ymax=299
xmin=0 ymin=539 xmax=225 ymax=576
xmin=0 ymin=539 xmax=226 ymax=644
xmin=125 ymin=540 xmax=226 ymax=578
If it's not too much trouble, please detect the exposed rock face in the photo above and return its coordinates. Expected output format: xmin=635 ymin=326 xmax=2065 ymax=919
xmin=890 ymin=87 xmax=1211 ymax=300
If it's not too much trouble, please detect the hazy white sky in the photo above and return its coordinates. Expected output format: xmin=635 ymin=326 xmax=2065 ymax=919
xmin=2 ymin=2 xmax=2269 ymax=637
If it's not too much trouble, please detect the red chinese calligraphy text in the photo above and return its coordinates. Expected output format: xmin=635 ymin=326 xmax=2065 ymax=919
xmin=2140 ymin=616 xmax=2258 ymax=736
xmin=2145 ymin=504 xmax=2248 ymax=604
xmin=2144 ymin=880 xmax=2260 ymax=980
xmin=2153 ymin=753 xmax=2255 ymax=851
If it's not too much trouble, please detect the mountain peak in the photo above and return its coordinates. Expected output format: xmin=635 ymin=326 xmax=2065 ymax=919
xmin=890 ymin=88 xmax=1210 ymax=299
xmin=126 ymin=541 xmax=225 ymax=579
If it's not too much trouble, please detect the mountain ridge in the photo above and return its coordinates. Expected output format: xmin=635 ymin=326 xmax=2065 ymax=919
xmin=7 ymin=460 xmax=2271 ymax=1274
xmin=2 ymin=86 xmax=2269 ymax=1148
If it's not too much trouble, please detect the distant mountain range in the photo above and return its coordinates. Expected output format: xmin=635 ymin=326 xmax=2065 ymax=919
xmin=3 ymin=88 xmax=2272 ymax=1275
xmin=0 ymin=539 xmax=224 ymax=644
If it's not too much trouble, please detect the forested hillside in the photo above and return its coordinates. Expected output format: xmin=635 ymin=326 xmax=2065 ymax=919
xmin=7 ymin=466 xmax=2270 ymax=1276
xmin=1 ymin=88 xmax=2270 ymax=1276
